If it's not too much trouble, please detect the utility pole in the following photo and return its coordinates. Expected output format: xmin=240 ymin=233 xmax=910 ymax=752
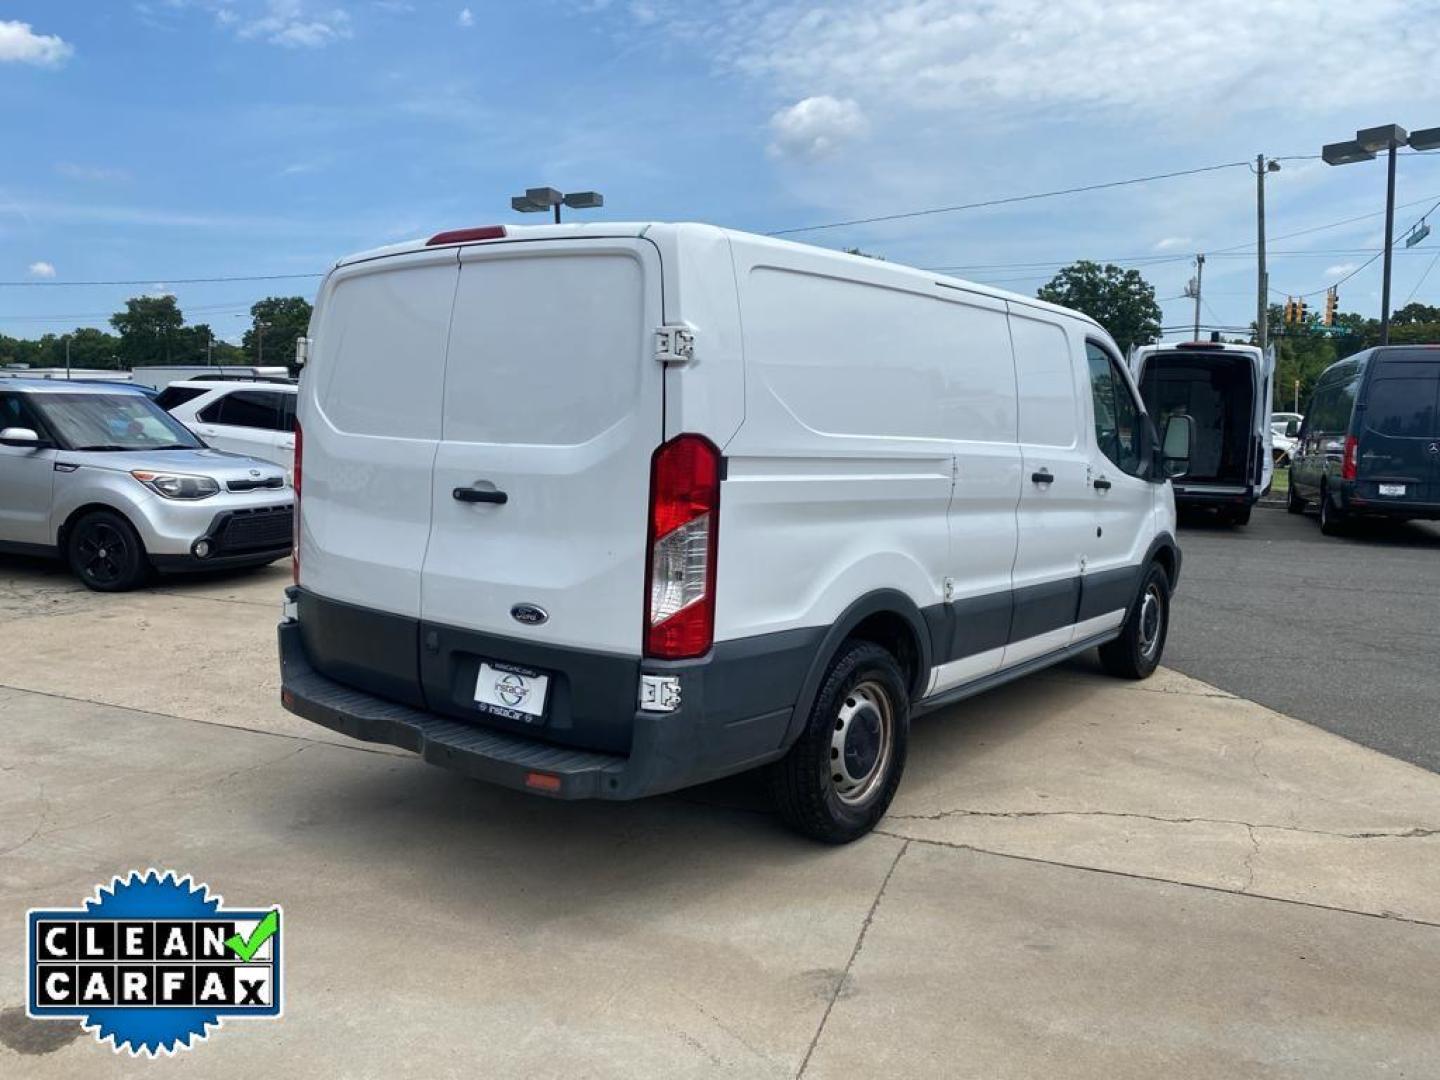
xmin=65 ymin=335 xmax=71 ymax=380
xmin=207 ymin=328 xmax=214 ymax=366
xmin=1381 ymin=138 xmax=1398 ymax=344
xmin=1186 ymin=253 xmax=1209 ymax=339
xmin=1256 ymin=155 xmax=1268 ymax=348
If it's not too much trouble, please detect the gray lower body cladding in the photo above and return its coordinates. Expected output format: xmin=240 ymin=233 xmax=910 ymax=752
xmin=279 ymin=540 xmax=1175 ymax=801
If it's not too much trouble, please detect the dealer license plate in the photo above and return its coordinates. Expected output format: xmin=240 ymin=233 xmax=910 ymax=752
xmin=1378 ymin=483 xmax=1407 ymax=496
xmin=474 ymin=662 xmax=549 ymax=721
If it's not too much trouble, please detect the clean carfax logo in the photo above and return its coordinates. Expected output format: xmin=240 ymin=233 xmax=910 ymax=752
xmin=26 ymin=870 xmax=283 ymax=1056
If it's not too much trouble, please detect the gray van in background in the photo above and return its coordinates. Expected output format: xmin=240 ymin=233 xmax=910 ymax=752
xmin=1289 ymin=346 xmax=1440 ymax=534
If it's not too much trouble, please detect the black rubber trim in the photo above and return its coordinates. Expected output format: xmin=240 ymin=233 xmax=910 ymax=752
xmin=1009 ymin=576 xmax=1081 ymax=641
xmin=298 ymin=589 xmax=425 ymax=709
xmin=151 ymin=548 xmax=289 ymax=572
xmin=1077 ymin=565 xmax=1141 ymax=623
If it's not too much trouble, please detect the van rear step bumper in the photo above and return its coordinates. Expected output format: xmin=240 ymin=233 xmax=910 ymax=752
xmin=278 ymin=618 xmax=808 ymax=800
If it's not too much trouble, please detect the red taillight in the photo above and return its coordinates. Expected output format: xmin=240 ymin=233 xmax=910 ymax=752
xmin=292 ymin=421 xmax=303 ymax=585
xmin=1342 ymin=434 xmax=1359 ymax=481
xmin=644 ymin=434 xmax=720 ymax=660
xmin=425 ymin=225 xmax=506 ymax=246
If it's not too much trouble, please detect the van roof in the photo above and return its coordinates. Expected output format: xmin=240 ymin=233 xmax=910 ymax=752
xmin=331 ymin=222 xmax=1105 ymax=334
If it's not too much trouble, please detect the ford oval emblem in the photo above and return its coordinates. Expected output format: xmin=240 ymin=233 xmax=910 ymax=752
xmin=510 ymin=603 xmax=548 ymax=626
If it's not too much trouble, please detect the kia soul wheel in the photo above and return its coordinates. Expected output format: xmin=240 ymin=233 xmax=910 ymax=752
xmin=771 ymin=640 xmax=909 ymax=844
xmin=66 ymin=511 xmax=149 ymax=592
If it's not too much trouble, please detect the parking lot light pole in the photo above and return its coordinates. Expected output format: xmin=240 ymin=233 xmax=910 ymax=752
xmin=1323 ymin=123 xmax=1440 ymax=345
xmin=510 ymin=186 xmax=604 ymax=224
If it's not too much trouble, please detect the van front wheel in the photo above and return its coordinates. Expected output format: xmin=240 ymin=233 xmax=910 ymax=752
xmin=1098 ymin=562 xmax=1170 ymax=680
xmin=771 ymin=641 xmax=909 ymax=844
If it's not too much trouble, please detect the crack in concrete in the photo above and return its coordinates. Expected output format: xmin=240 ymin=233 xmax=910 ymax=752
xmin=1241 ymin=824 xmax=1259 ymax=893
xmin=875 ymin=830 xmax=1440 ymax=930
xmin=884 ymin=806 xmax=1440 ymax=841
xmin=795 ymin=840 xmax=909 ymax=1079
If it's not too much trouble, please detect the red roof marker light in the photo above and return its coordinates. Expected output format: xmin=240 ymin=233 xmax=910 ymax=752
xmin=425 ymin=225 xmax=507 ymax=246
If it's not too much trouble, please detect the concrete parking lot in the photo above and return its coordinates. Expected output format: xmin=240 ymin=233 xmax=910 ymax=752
xmin=1168 ymin=507 xmax=1440 ymax=772
xmin=3 ymin=557 xmax=1440 ymax=1077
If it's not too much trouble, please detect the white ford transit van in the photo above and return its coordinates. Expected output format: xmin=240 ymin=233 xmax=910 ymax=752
xmin=278 ymin=222 xmax=1185 ymax=842
xmin=1131 ymin=341 xmax=1274 ymax=526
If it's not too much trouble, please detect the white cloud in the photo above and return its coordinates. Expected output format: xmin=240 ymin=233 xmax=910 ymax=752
xmin=0 ymin=20 xmax=73 ymax=66
xmin=457 ymin=6 xmax=474 ymax=27
xmin=622 ymin=1 xmax=1440 ymax=120
xmin=1324 ymin=263 xmax=1358 ymax=277
xmin=27 ymin=261 xmax=56 ymax=279
xmin=1154 ymin=237 xmax=1192 ymax=251
xmin=768 ymin=95 xmax=868 ymax=160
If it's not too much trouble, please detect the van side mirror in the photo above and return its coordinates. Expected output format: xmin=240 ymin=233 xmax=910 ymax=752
xmin=0 ymin=426 xmax=46 ymax=449
xmin=1160 ymin=415 xmax=1193 ymax=479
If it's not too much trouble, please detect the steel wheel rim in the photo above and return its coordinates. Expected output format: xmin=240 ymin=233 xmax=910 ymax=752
xmin=829 ymin=679 xmax=894 ymax=806
xmin=76 ymin=522 xmax=128 ymax=585
xmin=1138 ymin=584 xmax=1164 ymax=660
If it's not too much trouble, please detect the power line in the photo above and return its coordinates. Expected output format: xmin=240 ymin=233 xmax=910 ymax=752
xmin=765 ymin=160 xmax=1255 ymax=237
xmin=1272 ymin=195 xmax=1440 ymax=298
xmin=1403 ymin=249 xmax=1440 ymax=305
xmin=0 ymin=272 xmax=322 ymax=288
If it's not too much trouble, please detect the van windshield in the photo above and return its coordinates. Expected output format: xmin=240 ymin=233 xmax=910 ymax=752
xmin=31 ymin=393 xmax=205 ymax=452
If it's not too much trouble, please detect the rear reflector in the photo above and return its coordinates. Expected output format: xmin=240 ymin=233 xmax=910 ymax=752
xmin=645 ymin=434 xmax=720 ymax=660
xmin=292 ymin=420 xmax=303 ymax=586
xmin=425 ymin=225 xmax=507 ymax=246
xmin=525 ymin=771 xmax=562 ymax=793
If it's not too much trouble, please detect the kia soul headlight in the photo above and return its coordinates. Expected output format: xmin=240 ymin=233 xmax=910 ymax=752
xmin=130 ymin=470 xmax=220 ymax=500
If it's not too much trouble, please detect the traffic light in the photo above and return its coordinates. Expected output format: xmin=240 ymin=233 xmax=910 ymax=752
xmin=1297 ymin=298 xmax=1309 ymax=325
xmin=1324 ymin=287 xmax=1338 ymax=326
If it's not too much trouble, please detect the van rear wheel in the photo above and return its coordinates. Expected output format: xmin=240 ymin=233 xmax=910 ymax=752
xmin=771 ymin=640 xmax=909 ymax=844
xmin=1098 ymin=562 xmax=1170 ymax=680
xmin=1319 ymin=488 xmax=1347 ymax=536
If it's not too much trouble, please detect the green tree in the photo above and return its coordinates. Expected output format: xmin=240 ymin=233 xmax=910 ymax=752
xmin=109 ymin=295 xmax=186 ymax=366
xmin=1036 ymin=261 xmax=1162 ymax=355
xmin=242 ymin=297 xmax=312 ymax=370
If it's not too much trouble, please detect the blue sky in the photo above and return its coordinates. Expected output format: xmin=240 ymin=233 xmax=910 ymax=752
xmin=3 ymin=0 xmax=1438 ymax=347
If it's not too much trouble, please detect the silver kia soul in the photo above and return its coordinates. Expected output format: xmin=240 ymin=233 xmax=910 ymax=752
xmin=0 ymin=379 xmax=292 ymax=591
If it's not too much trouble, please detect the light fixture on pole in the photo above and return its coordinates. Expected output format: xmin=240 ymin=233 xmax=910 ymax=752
xmin=1322 ymin=122 xmax=1438 ymax=344
xmin=510 ymin=186 xmax=604 ymax=224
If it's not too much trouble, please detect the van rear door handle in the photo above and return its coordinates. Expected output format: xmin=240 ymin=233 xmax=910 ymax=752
xmin=1031 ymin=470 xmax=1054 ymax=485
xmin=453 ymin=486 xmax=508 ymax=505
xmin=1093 ymin=477 xmax=1112 ymax=491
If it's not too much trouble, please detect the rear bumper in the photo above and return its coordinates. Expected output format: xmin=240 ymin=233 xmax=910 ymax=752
xmin=1341 ymin=489 xmax=1440 ymax=520
xmin=277 ymin=599 xmax=817 ymax=800
xmin=1172 ymin=484 xmax=1257 ymax=509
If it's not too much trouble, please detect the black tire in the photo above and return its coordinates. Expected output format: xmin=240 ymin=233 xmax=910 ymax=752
xmin=1319 ymin=487 xmax=1346 ymax=536
xmin=1287 ymin=482 xmax=1305 ymax=514
xmin=65 ymin=510 xmax=150 ymax=592
xmin=1098 ymin=562 xmax=1170 ymax=680
xmin=770 ymin=640 xmax=909 ymax=844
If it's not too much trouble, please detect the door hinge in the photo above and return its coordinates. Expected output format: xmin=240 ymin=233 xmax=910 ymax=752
xmin=655 ymin=324 xmax=695 ymax=365
xmin=943 ymin=577 xmax=956 ymax=601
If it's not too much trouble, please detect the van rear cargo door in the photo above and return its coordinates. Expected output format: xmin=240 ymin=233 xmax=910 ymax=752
xmin=420 ymin=239 xmax=664 ymax=661
xmin=1360 ymin=359 xmax=1440 ymax=503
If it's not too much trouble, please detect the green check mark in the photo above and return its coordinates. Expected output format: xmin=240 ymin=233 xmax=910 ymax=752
xmin=225 ymin=910 xmax=279 ymax=962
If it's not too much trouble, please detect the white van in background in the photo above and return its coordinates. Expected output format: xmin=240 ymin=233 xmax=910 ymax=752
xmin=1131 ymin=341 xmax=1274 ymax=525
xmin=278 ymin=222 xmax=1186 ymax=842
